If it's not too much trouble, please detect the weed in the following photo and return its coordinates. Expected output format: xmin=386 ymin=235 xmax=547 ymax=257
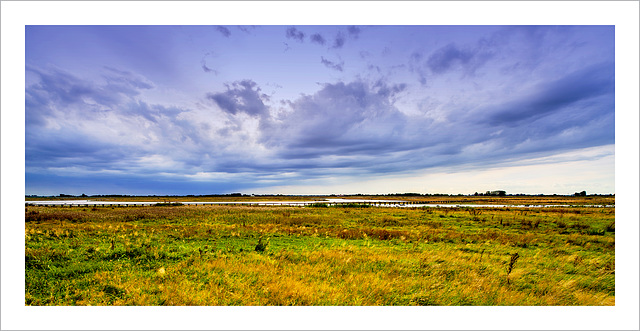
xmin=255 ymin=236 xmax=268 ymax=252
xmin=103 ymin=284 xmax=125 ymax=299
xmin=605 ymin=222 xmax=615 ymax=232
xmin=467 ymin=209 xmax=482 ymax=216
xmin=506 ymin=252 xmax=519 ymax=284
xmin=586 ymin=229 xmax=605 ymax=236
xmin=573 ymin=255 xmax=582 ymax=267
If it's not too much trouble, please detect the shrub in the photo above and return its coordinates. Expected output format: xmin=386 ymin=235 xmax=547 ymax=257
xmin=255 ymin=236 xmax=268 ymax=252
xmin=605 ymin=222 xmax=615 ymax=232
xmin=25 ymin=211 xmax=42 ymax=223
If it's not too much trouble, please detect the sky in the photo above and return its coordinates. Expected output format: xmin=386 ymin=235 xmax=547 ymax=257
xmin=24 ymin=25 xmax=615 ymax=196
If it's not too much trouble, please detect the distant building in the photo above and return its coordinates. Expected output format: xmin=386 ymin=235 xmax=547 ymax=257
xmin=485 ymin=190 xmax=506 ymax=196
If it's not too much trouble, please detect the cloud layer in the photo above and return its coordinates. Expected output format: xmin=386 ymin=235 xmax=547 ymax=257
xmin=25 ymin=25 xmax=615 ymax=195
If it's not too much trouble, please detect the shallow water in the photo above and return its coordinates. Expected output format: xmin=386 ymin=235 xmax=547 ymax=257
xmin=25 ymin=199 xmax=613 ymax=208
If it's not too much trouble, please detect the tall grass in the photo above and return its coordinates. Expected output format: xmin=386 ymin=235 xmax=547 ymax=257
xmin=25 ymin=204 xmax=615 ymax=305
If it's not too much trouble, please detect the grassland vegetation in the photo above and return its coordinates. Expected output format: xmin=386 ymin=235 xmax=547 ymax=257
xmin=25 ymin=203 xmax=614 ymax=305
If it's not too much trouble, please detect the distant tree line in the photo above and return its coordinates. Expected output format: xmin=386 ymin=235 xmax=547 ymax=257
xmin=25 ymin=190 xmax=613 ymax=198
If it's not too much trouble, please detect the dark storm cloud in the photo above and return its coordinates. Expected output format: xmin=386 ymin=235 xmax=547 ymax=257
xmin=285 ymin=27 xmax=304 ymax=42
xmin=482 ymin=62 xmax=614 ymax=126
xmin=320 ymin=57 xmax=344 ymax=72
xmin=26 ymin=129 xmax=134 ymax=170
xmin=206 ymin=80 xmax=270 ymax=118
xmin=215 ymin=26 xmax=231 ymax=37
xmin=310 ymin=33 xmax=326 ymax=45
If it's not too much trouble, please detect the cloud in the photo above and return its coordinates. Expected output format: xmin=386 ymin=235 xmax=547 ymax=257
xmin=480 ymin=62 xmax=614 ymax=126
xmin=320 ymin=57 xmax=344 ymax=72
xmin=408 ymin=51 xmax=428 ymax=85
xmin=29 ymin=67 xmax=612 ymax=185
xmin=102 ymin=67 xmax=154 ymax=90
xmin=236 ymin=25 xmax=256 ymax=34
xmin=25 ymin=50 xmax=614 ymax=194
xmin=372 ymin=80 xmax=407 ymax=99
xmin=261 ymin=80 xmax=411 ymax=162
xmin=122 ymin=100 xmax=185 ymax=124
xmin=200 ymin=53 xmax=218 ymax=74
xmin=25 ymin=66 xmax=211 ymax=178
xmin=426 ymin=43 xmax=493 ymax=75
xmin=285 ymin=27 xmax=304 ymax=42
xmin=206 ymin=80 xmax=270 ymax=118
xmin=332 ymin=32 xmax=345 ymax=49
xmin=23 ymin=26 xmax=615 ymax=195
xmin=215 ymin=26 xmax=231 ymax=37
xmin=310 ymin=33 xmax=326 ymax=45
xmin=25 ymin=66 xmax=154 ymax=127
xmin=347 ymin=26 xmax=361 ymax=39
xmin=201 ymin=61 xmax=217 ymax=74
xmin=426 ymin=43 xmax=474 ymax=74
xmin=26 ymin=128 xmax=135 ymax=171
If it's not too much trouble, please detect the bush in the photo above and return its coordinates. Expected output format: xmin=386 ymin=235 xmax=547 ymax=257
xmin=255 ymin=236 xmax=268 ymax=252
xmin=605 ymin=222 xmax=615 ymax=232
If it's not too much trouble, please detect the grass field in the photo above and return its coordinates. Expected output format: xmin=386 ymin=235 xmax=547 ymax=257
xmin=24 ymin=199 xmax=615 ymax=305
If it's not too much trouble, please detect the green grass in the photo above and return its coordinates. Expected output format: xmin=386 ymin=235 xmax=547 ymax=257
xmin=25 ymin=204 xmax=614 ymax=305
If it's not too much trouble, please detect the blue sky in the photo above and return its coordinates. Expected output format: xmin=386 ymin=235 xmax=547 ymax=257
xmin=25 ymin=25 xmax=615 ymax=195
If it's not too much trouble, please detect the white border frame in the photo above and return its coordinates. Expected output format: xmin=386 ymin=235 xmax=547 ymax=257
xmin=2 ymin=1 xmax=638 ymax=330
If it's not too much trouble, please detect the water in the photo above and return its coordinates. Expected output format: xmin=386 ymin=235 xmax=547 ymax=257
xmin=24 ymin=199 xmax=613 ymax=208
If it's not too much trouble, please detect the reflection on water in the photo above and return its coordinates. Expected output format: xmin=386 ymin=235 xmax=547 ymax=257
xmin=25 ymin=199 xmax=613 ymax=208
